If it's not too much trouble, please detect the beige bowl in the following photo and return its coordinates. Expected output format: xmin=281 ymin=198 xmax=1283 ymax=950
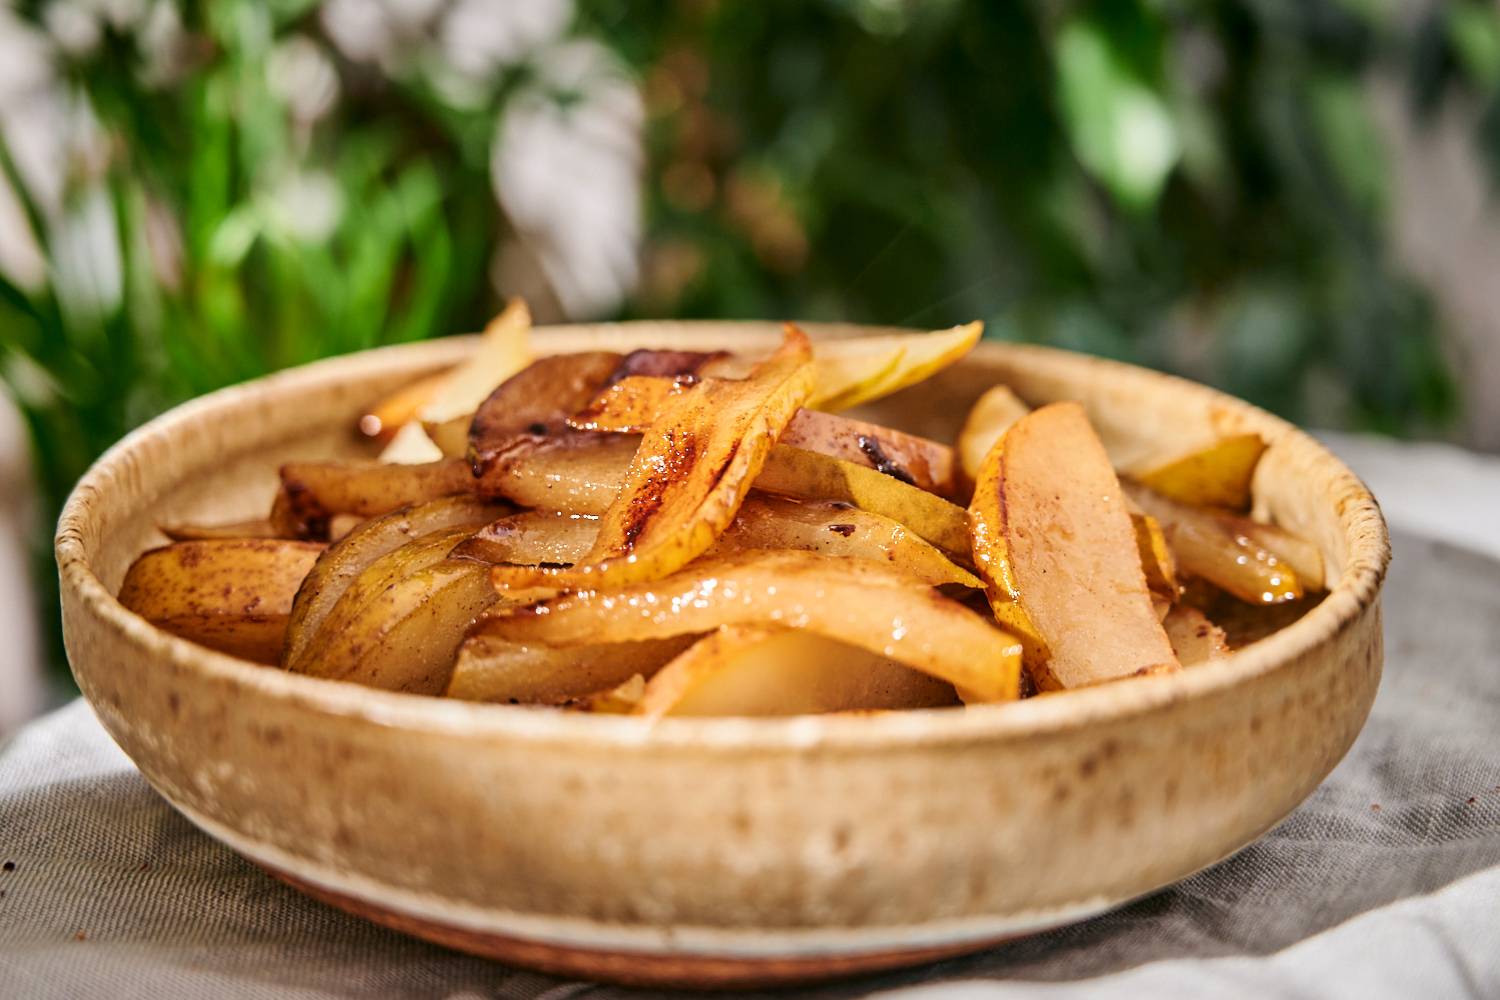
xmin=57 ymin=323 xmax=1388 ymax=988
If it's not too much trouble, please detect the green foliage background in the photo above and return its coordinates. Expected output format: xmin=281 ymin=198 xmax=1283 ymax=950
xmin=1 ymin=0 xmax=1495 ymax=678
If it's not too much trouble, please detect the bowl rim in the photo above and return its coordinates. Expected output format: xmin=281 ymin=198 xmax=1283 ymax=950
xmin=56 ymin=321 xmax=1390 ymax=751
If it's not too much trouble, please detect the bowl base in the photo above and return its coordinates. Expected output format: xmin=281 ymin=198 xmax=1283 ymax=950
xmin=262 ymin=864 xmax=1027 ymax=989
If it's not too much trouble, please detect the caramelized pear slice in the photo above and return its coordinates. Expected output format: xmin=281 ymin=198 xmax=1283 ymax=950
xmin=357 ymin=298 xmax=532 ymax=441
xmin=635 ymin=626 xmax=959 ymax=719
xmin=300 ymin=558 xmax=499 ymax=693
xmin=970 ymin=402 xmax=1178 ymax=690
xmin=487 ymin=550 xmax=1022 ymax=702
xmin=1163 ymin=605 xmax=1231 ymax=666
xmin=718 ymin=496 xmax=981 ymax=588
xmin=489 ymin=327 xmax=815 ymax=590
xmin=1126 ymin=483 xmax=1310 ymax=604
xmin=956 ymin=384 xmax=1031 ymax=484
xmin=809 ymin=322 xmax=982 ymax=411
xmin=274 ymin=459 xmax=475 ymax=539
xmin=118 ymin=539 xmax=324 ymax=663
xmin=573 ymin=375 xmax=957 ymax=496
xmin=448 ymin=631 xmax=697 ymax=703
xmin=1129 ymin=433 xmax=1267 ymax=511
xmin=283 ymin=495 xmax=506 ymax=669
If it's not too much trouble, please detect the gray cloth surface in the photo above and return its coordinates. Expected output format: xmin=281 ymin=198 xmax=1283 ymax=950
xmin=1 ymin=529 xmax=1498 ymax=1000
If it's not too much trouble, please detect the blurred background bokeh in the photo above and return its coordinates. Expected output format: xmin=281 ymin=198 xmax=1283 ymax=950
xmin=3 ymin=0 xmax=1499 ymax=712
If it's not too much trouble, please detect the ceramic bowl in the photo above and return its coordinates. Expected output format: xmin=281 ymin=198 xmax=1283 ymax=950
xmin=57 ymin=322 xmax=1389 ymax=988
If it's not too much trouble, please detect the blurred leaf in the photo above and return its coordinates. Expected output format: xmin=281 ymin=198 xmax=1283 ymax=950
xmin=1055 ymin=17 xmax=1181 ymax=211
xmin=1447 ymin=3 xmax=1500 ymax=88
xmin=1308 ymin=75 xmax=1387 ymax=218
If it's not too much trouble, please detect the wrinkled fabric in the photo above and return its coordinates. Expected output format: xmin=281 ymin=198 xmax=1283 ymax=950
xmin=1 ymin=530 xmax=1497 ymax=1000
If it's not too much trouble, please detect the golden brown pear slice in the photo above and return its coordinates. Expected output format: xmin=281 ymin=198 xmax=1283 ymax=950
xmin=1129 ymin=432 xmax=1267 ymax=511
xmin=451 ymin=510 xmax=600 ymax=566
xmin=716 ymin=496 xmax=981 ymax=588
xmin=283 ymin=495 xmax=506 ymax=669
xmin=809 ymin=322 xmax=982 ymax=411
xmin=118 ymin=539 xmax=325 ymax=663
xmin=285 ymin=526 xmax=475 ymax=676
xmin=956 ymin=384 xmax=1031 ymax=484
xmin=969 ymin=402 xmax=1179 ymax=690
xmin=157 ymin=518 xmax=282 ymax=541
xmin=299 ymin=558 xmax=499 ymax=693
xmin=274 ymin=459 xmax=475 ymax=539
xmin=447 ymin=631 xmax=699 ymax=703
xmin=455 ymin=496 xmax=979 ymax=589
xmin=488 ymin=327 xmax=815 ymax=590
xmin=572 ymin=375 xmax=958 ymax=496
xmin=463 ymin=434 xmax=973 ymax=558
xmin=1162 ymin=605 xmax=1231 ymax=666
xmin=487 ymin=550 xmax=1022 ymax=702
xmin=357 ymin=298 xmax=532 ymax=441
xmin=633 ymin=626 xmax=959 ymax=719
xmin=1125 ymin=483 xmax=1309 ymax=604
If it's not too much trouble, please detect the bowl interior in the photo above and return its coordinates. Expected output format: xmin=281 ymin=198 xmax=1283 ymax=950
xmin=62 ymin=321 xmax=1388 ymax=745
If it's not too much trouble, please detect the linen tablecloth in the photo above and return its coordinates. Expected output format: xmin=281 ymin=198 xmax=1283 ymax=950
xmin=2 ymin=438 xmax=1498 ymax=999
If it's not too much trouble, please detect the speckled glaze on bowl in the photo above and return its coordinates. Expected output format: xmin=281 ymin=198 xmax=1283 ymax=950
xmin=56 ymin=323 xmax=1389 ymax=988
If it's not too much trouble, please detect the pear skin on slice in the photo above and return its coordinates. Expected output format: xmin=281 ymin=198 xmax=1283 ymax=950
xmin=970 ymin=401 xmax=1178 ymax=690
xmin=1130 ymin=432 xmax=1267 ymax=511
xmin=633 ymin=626 xmax=959 ymax=719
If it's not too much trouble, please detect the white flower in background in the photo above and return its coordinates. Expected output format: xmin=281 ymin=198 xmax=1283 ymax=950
xmin=49 ymin=183 xmax=123 ymax=321
xmin=0 ymin=171 xmax=46 ymax=290
xmin=267 ymin=35 xmax=340 ymax=124
xmin=0 ymin=11 xmax=53 ymax=111
xmin=137 ymin=0 xmax=185 ymax=87
xmin=440 ymin=0 xmax=572 ymax=81
xmin=492 ymin=38 xmax=643 ymax=318
xmin=321 ymin=0 xmax=444 ymax=71
xmin=321 ymin=0 xmax=396 ymax=64
xmin=42 ymin=1 xmax=101 ymax=57
xmin=264 ymin=169 xmax=344 ymax=244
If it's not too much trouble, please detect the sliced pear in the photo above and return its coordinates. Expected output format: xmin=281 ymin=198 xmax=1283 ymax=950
xmin=486 ymin=550 xmax=1022 ymax=702
xmin=158 ymin=518 xmax=281 ymax=542
xmin=635 ymin=626 xmax=959 ymax=719
xmin=468 ymin=351 xmax=625 ymax=477
xmin=957 ymin=384 xmax=1030 ymax=484
xmin=300 ymin=558 xmax=499 ymax=693
xmin=1132 ymin=512 xmax=1180 ymax=599
xmin=1125 ymin=483 xmax=1307 ymax=605
xmin=573 ymin=375 xmax=957 ymax=496
xmin=356 ymin=299 xmax=532 ymax=442
xmin=424 ymin=414 xmax=470 ymax=459
xmin=468 ymin=348 xmax=722 ymax=476
xmin=756 ymin=445 xmax=972 ymax=556
xmin=1129 ymin=433 xmax=1267 ymax=511
xmin=970 ymin=402 xmax=1178 ymax=690
xmin=718 ymin=496 xmax=981 ymax=588
xmin=357 ymin=371 xmax=449 ymax=444
xmin=562 ymin=673 xmax=648 ymax=714
xmin=473 ymin=434 xmax=641 ymax=515
xmin=283 ymin=495 xmax=506 ymax=669
xmin=118 ymin=539 xmax=325 ymax=663
xmin=378 ymin=420 xmax=446 ymax=464
xmin=1236 ymin=520 xmax=1325 ymax=590
xmin=1163 ymin=605 xmax=1230 ymax=666
xmin=447 ymin=631 xmax=697 ymax=703
xmin=810 ymin=321 xmax=982 ymax=411
xmin=286 ymin=527 xmax=472 ymax=676
xmin=451 ymin=510 xmax=599 ymax=566
xmin=488 ymin=327 xmax=815 ymax=590
xmin=419 ymin=298 xmax=533 ymax=425
xmin=275 ymin=459 xmax=475 ymax=539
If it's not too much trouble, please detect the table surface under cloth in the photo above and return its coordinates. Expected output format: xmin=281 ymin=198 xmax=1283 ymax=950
xmin=1 ymin=433 xmax=1497 ymax=1000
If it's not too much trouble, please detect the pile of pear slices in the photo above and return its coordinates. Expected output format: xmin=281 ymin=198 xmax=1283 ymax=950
xmin=121 ymin=302 xmax=1322 ymax=717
